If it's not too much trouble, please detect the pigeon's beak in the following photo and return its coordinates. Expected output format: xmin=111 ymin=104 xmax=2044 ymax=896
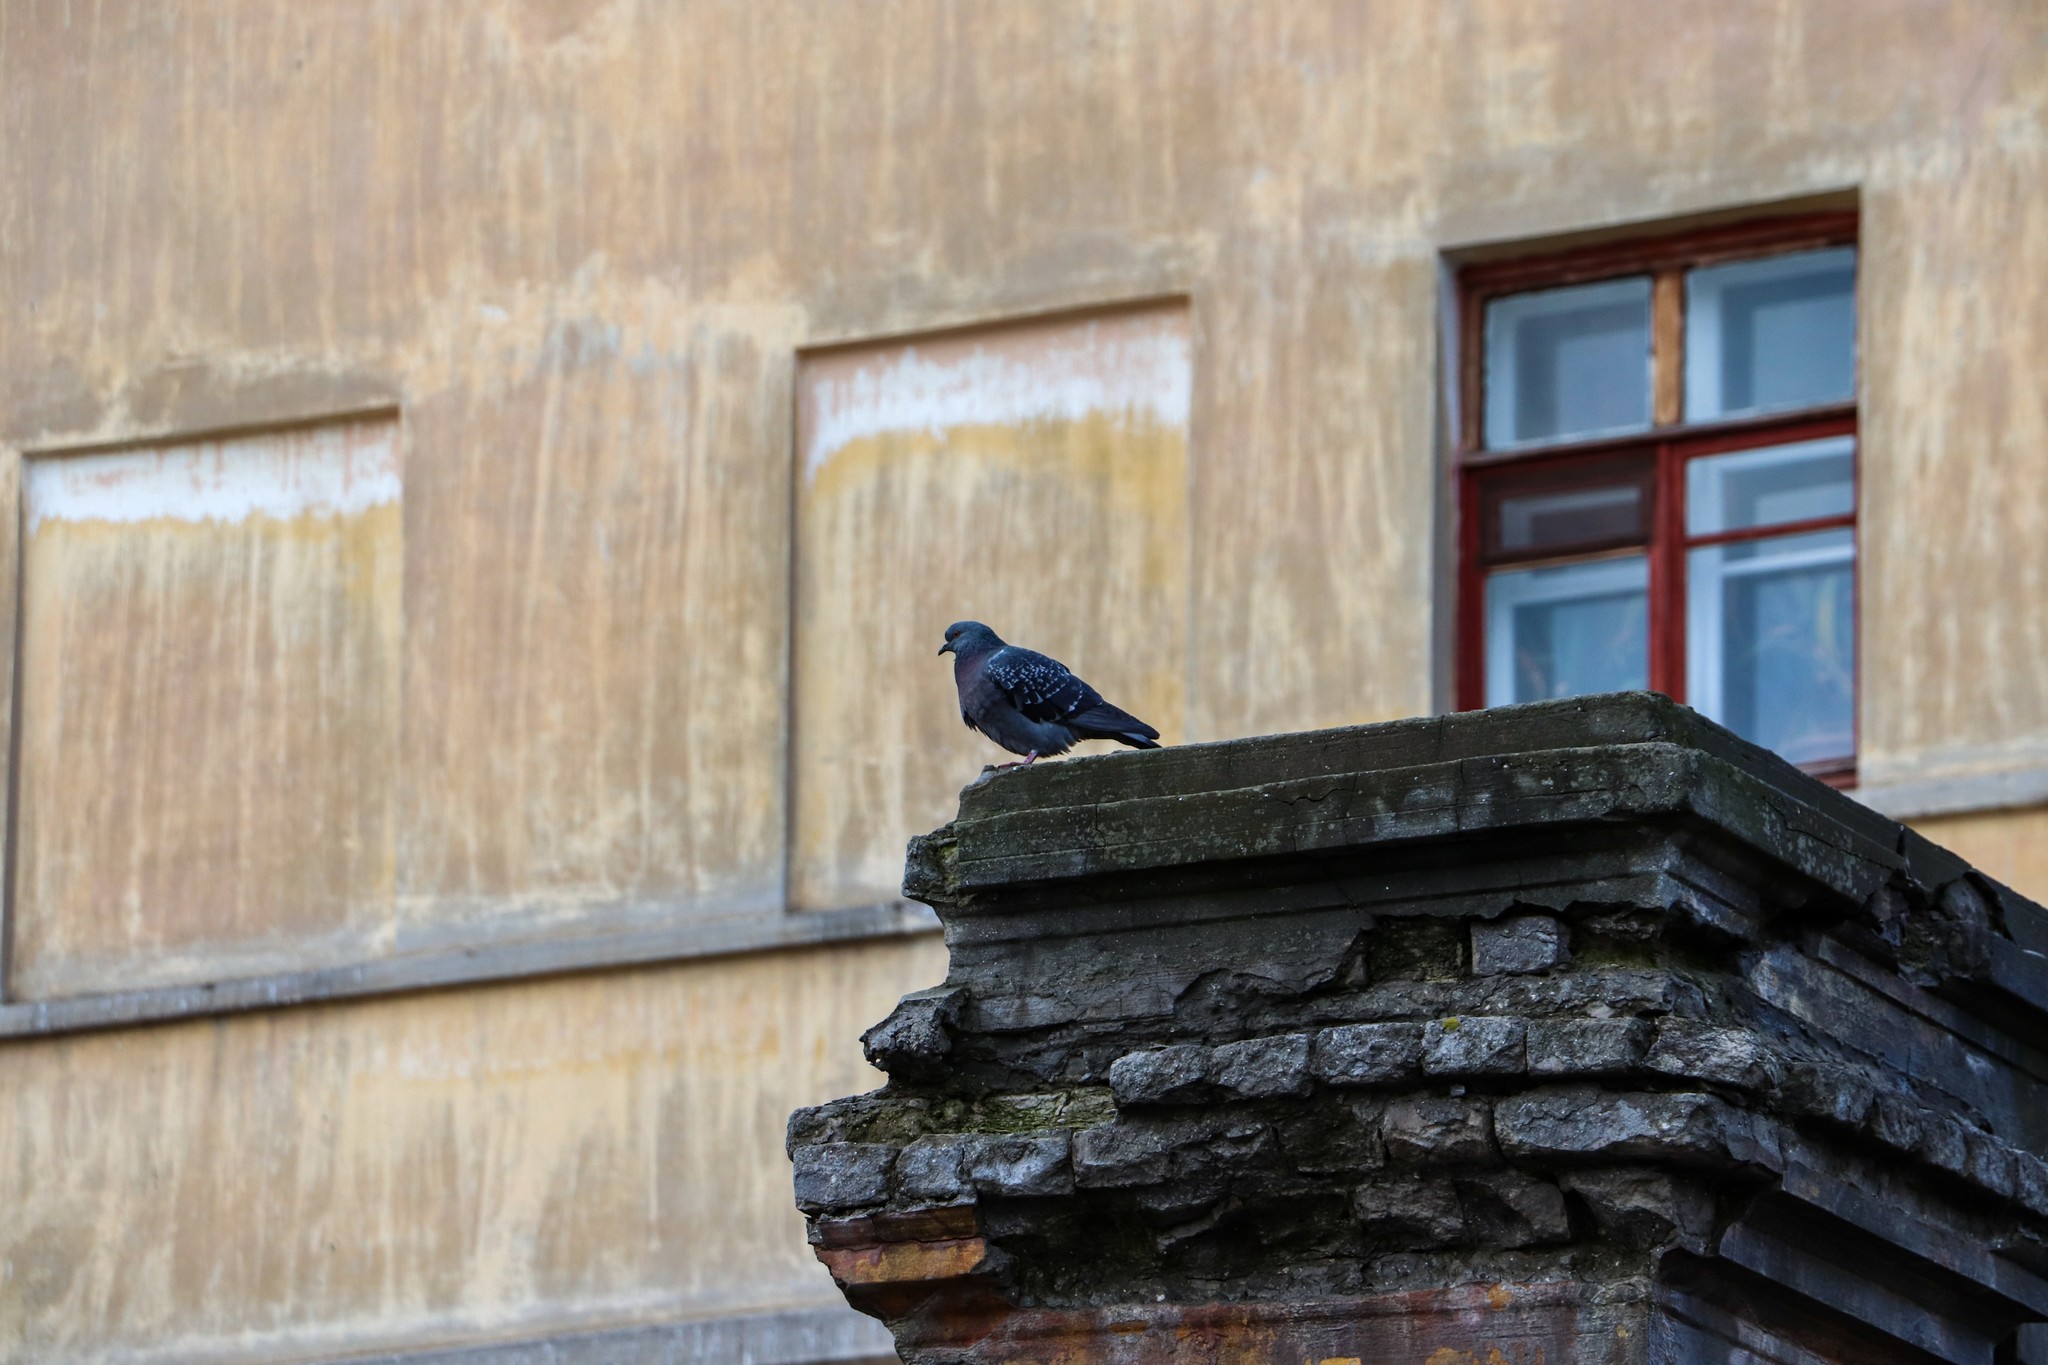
xmin=937 ymin=641 xmax=953 ymax=656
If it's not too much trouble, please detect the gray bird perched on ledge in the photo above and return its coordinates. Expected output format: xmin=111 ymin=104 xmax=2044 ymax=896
xmin=938 ymin=620 xmax=1162 ymax=766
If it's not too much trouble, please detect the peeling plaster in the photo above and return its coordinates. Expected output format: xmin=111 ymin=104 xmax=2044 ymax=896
xmin=26 ymin=419 xmax=401 ymax=533
xmin=802 ymin=310 xmax=1193 ymax=483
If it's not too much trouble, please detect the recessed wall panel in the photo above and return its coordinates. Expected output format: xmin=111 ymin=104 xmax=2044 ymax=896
xmin=793 ymin=305 xmax=1192 ymax=911
xmin=11 ymin=417 xmax=402 ymax=999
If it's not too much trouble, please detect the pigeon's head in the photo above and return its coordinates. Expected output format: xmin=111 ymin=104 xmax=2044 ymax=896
xmin=938 ymin=620 xmax=1005 ymax=657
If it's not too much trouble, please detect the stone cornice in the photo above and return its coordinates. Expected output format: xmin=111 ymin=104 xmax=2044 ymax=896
xmin=792 ymin=694 xmax=2048 ymax=1363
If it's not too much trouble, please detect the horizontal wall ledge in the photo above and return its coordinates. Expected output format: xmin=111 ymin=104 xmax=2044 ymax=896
xmin=339 ymin=1303 xmax=896 ymax=1365
xmin=0 ymin=902 xmax=939 ymax=1042
xmin=1853 ymin=763 xmax=2048 ymax=820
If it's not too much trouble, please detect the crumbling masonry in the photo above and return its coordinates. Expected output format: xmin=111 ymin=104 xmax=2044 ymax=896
xmin=790 ymin=694 xmax=2048 ymax=1363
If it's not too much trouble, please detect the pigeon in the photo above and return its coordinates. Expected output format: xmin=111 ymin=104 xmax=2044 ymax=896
xmin=937 ymin=621 xmax=1162 ymax=766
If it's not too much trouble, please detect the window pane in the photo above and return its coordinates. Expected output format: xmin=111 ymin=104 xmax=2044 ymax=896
xmin=1485 ymin=555 xmax=1649 ymax=706
xmin=1497 ymin=481 xmax=1647 ymax=556
xmin=1686 ymin=435 xmax=1855 ymax=536
xmin=1686 ymin=528 xmax=1854 ymax=764
xmin=1686 ymin=247 xmax=1855 ymax=421
xmin=1485 ymin=277 xmax=1652 ymax=448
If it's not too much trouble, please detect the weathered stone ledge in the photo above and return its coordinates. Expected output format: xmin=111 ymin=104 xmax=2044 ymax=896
xmin=792 ymin=694 xmax=2048 ymax=1364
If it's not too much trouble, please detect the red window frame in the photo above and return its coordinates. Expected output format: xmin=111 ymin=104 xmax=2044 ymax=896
xmin=1454 ymin=212 xmax=1860 ymax=781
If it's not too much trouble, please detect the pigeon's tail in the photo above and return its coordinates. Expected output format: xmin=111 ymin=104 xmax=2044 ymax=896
xmin=1071 ymin=702 xmax=1162 ymax=750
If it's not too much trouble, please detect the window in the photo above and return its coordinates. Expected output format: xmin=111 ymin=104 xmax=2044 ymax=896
xmin=1456 ymin=214 xmax=1858 ymax=776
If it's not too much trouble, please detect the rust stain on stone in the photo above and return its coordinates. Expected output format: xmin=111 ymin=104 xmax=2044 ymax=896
xmin=817 ymin=1236 xmax=993 ymax=1287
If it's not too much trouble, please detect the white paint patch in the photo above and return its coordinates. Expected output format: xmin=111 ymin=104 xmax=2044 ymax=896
xmin=27 ymin=420 xmax=401 ymax=532
xmin=803 ymin=310 xmax=1192 ymax=482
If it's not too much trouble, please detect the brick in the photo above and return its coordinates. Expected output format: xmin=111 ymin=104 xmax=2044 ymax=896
xmin=1110 ymin=1044 xmax=1211 ymax=1107
xmin=1073 ymin=1117 xmax=1215 ymax=1190
xmin=1210 ymin=1033 xmax=1314 ymax=1099
xmin=1355 ymin=1177 xmax=1465 ymax=1247
xmin=963 ymin=1131 xmax=1073 ymax=1198
xmin=792 ymin=1143 xmax=895 ymax=1213
xmin=1560 ymin=1168 xmax=1714 ymax=1251
xmin=1527 ymin=1017 xmax=1650 ymax=1076
xmin=1314 ymin=1022 xmax=1424 ymax=1086
xmin=1455 ymin=1170 xmax=1569 ymax=1247
xmin=1277 ymin=1096 xmax=1386 ymax=1174
xmin=1381 ymin=1095 xmax=1495 ymax=1165
xmin=1421 ymin=1016 xmax=1526 ymax=1078
xmin=895 ymin=1135 xmax=970 ymax=1203
xmin=1471 ymin=915 xmax=1570 ymax=975
xmin=860 ymin=986 xmax=964 ymax=1081
xmin=1496 ymin=1090 xmax=1744 ymax=1166
xmin=1644 ymin=1022 xmax=1772 ymax=1090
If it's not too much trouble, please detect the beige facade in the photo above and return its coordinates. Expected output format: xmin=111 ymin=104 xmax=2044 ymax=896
xmin=0 ymin=2 xmax=2042 ymax=1360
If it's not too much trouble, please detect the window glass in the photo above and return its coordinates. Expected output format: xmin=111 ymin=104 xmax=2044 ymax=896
xmin=1685 ymin=247 xmax=1855 ymax=421
xmin=1494 ymin=480 xmax=1647 ymax=558
xmin=1686 ymin=527 xmax=1854 ymax=764
xmin=1484 ymin=277 xmax=1652 ymax=448
xmin=1484 ymin=555 xmax=1649 ymax=706
xmin=1686 ymin=435 xmax=1855 ymax=536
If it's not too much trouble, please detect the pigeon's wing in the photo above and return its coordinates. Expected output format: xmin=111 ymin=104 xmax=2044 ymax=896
xmin=982 ymin=646 xmax=1102 ymax=726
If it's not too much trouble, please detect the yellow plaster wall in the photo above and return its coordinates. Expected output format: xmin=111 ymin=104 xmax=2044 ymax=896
xmin=4 ymin=2 xmax=2044 ymax=942
xmin=1909 ymin=808 xmax=2048 ymax=904
xmin=0 ymin=2 xmax=2045 ymax=1360
xmin=0 ymin=934 xmax=945 ymax=1363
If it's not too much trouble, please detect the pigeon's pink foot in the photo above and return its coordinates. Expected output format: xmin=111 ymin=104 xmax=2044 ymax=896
xmin=995 ymin=752 xmax=1040 ymax=770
